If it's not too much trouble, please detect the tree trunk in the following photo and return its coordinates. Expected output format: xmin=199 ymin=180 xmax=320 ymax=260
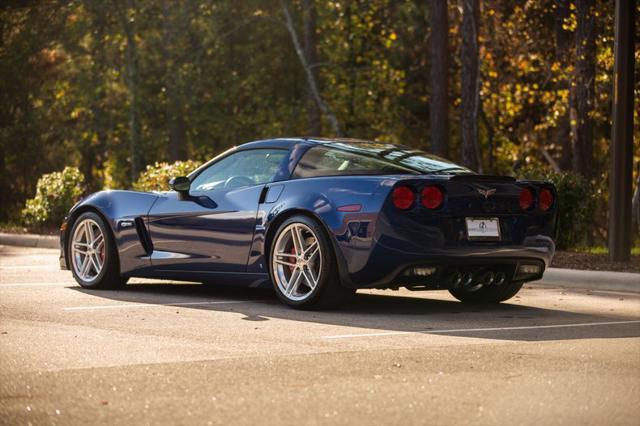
xmin=572 ymin=0 xmax=596 ymax=177
xmin=302 ymin=0 xmax=321 ymax=136
xmin=163 ymin=0 xmax=187 ymax=162
xmin=554 ymin=0 xmax=573 ymax=171
xmin=121 ymin=0 xmax=140 ymax=183
xmin=632 ymin=165 xmax=640 ymax=237
xmin=280 ymin=0 xmax=341 ymax=137
xmin=428 ymin=0 xmax=449 ymax=158
xmin=460 ymin=0 xmax=481 ymax=172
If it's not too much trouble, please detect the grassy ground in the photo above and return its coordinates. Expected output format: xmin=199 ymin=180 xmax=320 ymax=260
xmin=571 ymin=246 xmax=640 ymax=256
xmin=0 ymin=222 xmax=58 ymax=235
xmin=551 ymin=250 xmax=640 ymax=273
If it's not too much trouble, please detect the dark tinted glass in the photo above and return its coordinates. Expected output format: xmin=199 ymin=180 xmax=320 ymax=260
xmin=293 ymin=143 xmax=472 ymax=178
xmin=191 ymin=149 xmax=287 ymax=191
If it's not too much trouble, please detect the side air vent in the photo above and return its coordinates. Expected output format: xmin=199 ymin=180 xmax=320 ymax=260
xmin=134 ymin=217 xmax=153 ymax=255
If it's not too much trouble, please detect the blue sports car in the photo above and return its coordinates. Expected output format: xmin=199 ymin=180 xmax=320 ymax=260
xmin=60 ymin=138 xmax=557 ymax=309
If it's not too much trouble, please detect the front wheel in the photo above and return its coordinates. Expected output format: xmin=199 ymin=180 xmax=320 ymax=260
xmin=68 ymin=212 xmax=128 ymax=289
xmin=269 ymin=215 xmax=354 ymax=309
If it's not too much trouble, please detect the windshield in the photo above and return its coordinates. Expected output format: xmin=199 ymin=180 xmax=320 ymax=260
xmin=292 ymin=142 xmax=473 ymax=178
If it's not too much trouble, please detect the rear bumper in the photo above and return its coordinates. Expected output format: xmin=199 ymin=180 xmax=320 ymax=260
xmin=339 ymin=235 xmax=555 ymax=289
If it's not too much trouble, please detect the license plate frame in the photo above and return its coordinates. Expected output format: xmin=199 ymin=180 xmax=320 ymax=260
xmin=465 ymin=217 xmax=501 ymax=241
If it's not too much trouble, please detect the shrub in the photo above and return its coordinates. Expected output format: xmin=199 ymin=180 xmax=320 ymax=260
xmin=133 ymin=160 xmax=202 ymax=192
xmin=22 ymin=167 xmax=85 ymax=229
xmin=517 ymin=167 xmax=593 ymax=250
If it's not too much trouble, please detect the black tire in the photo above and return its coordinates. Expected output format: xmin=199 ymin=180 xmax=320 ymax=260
xmin=448 ymin=280 xmax=523 ymax=303
xmin=268 ymin=215 xmax=354 ymax=309
xmin=68 ymin=211 xmax=128 ymax=289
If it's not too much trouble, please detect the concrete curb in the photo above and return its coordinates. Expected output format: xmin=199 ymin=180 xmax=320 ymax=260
xmin=539 ymin=267 xmax=640 ymax=294
xmin=0 ymin=232 xmax=59 ymax=249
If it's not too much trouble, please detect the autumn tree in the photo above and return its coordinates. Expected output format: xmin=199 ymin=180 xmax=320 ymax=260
xmin=428 ymin=0 xmax=450 ymax=158
xmin=553 ymin=0 xmax=573 ymax=171
xmin=460 ymin=0 xmax=481 ymax=171
xmin=573 ymin=0 xmax=596 ymax=176
xmin=303 ymin=0 xmax=321 ymax=136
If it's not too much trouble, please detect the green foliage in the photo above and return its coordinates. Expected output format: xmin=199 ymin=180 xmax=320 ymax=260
xmin=22 ymin=167 xmax=85 ymax=229
xmin=1 ymin=1 xmax=638 ymax=247
xmin=133 ymin=160 xmax=202 ymax=192
xmin=518 ymin=167 xmax=593 ymax=250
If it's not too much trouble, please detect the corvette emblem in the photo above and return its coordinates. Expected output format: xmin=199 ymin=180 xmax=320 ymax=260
xmin=477 ymin=188 xmax=497 ymax=199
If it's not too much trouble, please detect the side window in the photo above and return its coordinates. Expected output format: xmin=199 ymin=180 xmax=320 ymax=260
xmin=191 ymin=149 xmax=287 ymax=191
xmin=292 ymin=146 xmax=412 ymax=178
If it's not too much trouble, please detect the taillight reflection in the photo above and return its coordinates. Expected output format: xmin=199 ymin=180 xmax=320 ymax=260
xmin=539 ymin=188 xmax=554 ymax=211
xmin=519 ymin=187 xmax=535 ymax=210
xmin=421 ymin=185 xmax=444 ymax=209
xmin=391 ymin=186 xmax=415 ymax=210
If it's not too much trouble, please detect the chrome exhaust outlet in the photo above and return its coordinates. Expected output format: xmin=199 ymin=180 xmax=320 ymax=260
xmin=452 ymin=272 xmax=464 ymax=287
xmin=461 ymin=272 xmax=473 ymax=287
xmin=462 ymin=271 xmax=483 ymax=292
xmin=480 ymin=271 xmax=495 ymax=286
xmin=494 ymin=271 xmax=506 ymax=286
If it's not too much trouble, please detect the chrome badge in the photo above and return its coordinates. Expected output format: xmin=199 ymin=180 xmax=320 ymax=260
xmin=477 ymin=188 xmax=497 ymax=199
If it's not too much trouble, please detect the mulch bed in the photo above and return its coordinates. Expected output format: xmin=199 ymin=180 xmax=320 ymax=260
xmin=551 ymin=251 xmax=640 ymax=273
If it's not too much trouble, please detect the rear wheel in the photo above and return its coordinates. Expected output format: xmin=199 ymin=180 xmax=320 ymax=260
xmin=269 ymin=215 xmax=354 ymax=309
xmin=448 ymin=279 xmax=523 ymax=303
xmin=69 ymin=212 xmax=128 ymax=289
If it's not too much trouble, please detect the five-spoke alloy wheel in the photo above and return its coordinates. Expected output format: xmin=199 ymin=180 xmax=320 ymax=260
xmin=269 ymin=215 xmax=354 ymax=309
xmin=68 ymin=212 xmax=128 ymax=289
xmin=71 ymin=218 xmax=105 ymax=282
xmin=272 ymin=222 xmax=323 ymax=301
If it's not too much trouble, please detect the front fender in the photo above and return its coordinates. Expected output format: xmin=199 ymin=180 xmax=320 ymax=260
xmin=64 ymin=190 xmax=159 ymax=275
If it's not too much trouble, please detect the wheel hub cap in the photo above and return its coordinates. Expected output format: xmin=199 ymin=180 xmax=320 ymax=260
xmin=271 ymin=223 xmax=322 ymax=302
xmin=70 ymin=218 xmax=105 ymax=282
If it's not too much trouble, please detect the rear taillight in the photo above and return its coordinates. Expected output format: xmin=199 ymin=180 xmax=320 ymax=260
xmin=539 ymin=188 xmax=554 ymax=211
xmin=519 ymin=187 xmax=535 ymax=210
xmin=391 ymin=185 xmax=415 ymax=210
xmin=421 ymin=185 xmax=444 ymax=209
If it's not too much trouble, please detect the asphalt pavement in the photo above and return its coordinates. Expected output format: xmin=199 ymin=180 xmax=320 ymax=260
xmin=1 ymin=245 xmax=639 ymax=425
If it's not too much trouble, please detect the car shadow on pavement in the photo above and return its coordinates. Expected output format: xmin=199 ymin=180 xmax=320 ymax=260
xmin=69 ymin=281 xmax=640 ymax=342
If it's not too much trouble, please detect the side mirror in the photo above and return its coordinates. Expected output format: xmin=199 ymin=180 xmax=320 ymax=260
xmin=169 ymin=176 xmax=191 ymax=194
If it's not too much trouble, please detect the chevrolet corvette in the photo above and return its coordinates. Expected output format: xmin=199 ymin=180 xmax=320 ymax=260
xmin=59 ymin=138 xmax=557 ymax=309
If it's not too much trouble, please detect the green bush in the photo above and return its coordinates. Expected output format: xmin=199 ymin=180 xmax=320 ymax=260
xmin=517 ymin=168 xmax=593 ymax=250
xmin=133 ymin=160 xmax=202 ymax=192
xmin=22 ymin=167 xmax=85 ymax=229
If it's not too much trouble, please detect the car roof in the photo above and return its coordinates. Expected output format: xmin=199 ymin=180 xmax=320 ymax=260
xmin=237 ymin=137 xmax=407 ymax=150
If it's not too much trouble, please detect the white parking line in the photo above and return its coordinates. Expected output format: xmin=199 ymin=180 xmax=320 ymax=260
xmin=0 ymin=265 xmax=58 ymax=270
xmin=323 ymin=320 xmax=640 ymax=340
xmin=63 ymin=300 xmax=253 ymax=311
xmin=0 ymin=282 xmax=68 ymax=287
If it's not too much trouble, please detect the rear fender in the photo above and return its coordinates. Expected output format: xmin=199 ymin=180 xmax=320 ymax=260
xmin=248 ymin=177 xmax=396 ymax=287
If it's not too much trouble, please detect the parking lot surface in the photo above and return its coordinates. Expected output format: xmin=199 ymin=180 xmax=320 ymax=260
xmin=1 ymin=245 xmax=639 ymax=425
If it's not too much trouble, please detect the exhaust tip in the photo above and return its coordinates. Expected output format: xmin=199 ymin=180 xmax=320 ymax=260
xmin=452 ymin=272 xmax=464 ymax=287
xmin=494 ymin=272 xmax=506 ymax=286
xmin=480 ymin=271 xmax=495 ymax=286
xmin=462 ymin=272 xmax=473 ymax=287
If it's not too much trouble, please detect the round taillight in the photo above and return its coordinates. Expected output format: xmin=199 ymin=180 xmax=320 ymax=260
xmin=519 ymin=187 xmax=535 ymax=210
xmin=539 ymin=188 xmax=554 ymax=211
xmin=391 ymin=186 xmax=415 ymax=210
xmin=421 ymin=185 xmax=444 ymax=209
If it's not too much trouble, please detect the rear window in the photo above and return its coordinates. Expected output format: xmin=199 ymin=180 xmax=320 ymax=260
xmin=292 ymin=144 xmax=472 ymax=178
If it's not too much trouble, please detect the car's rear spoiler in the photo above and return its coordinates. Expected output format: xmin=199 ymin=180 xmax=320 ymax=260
xmin=449 ymin=175 xmax=516 ymax=183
